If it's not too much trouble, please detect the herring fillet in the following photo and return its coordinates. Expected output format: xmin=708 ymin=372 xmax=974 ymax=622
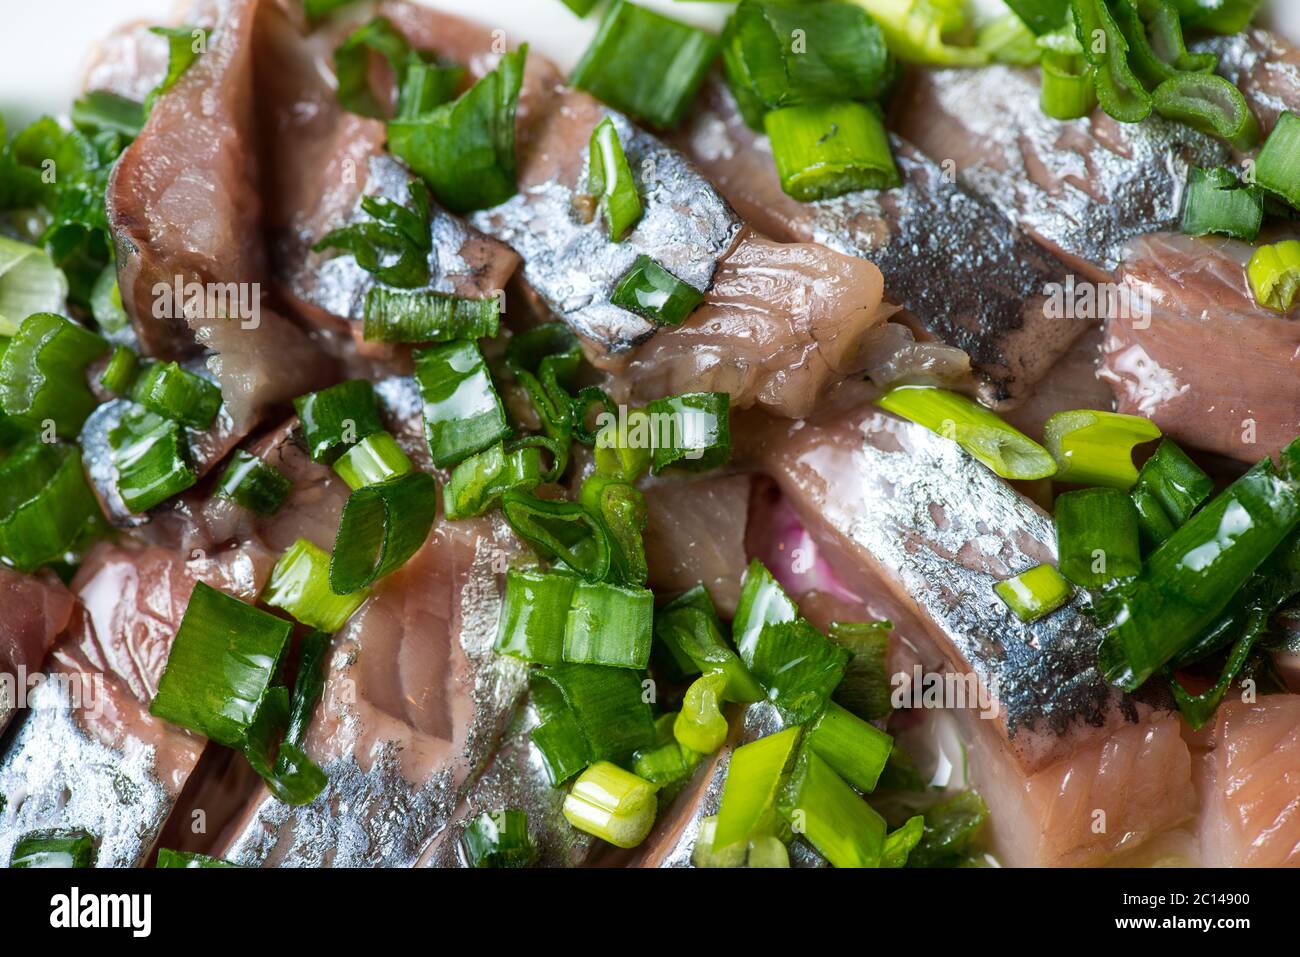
xmin=0 ymin=567 xmax=74 ymax=736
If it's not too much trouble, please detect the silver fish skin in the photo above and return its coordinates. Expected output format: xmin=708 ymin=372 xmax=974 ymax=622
xmin=895 ymin=66 xmax=1230 ymax=277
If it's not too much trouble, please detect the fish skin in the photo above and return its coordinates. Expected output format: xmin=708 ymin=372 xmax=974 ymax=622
xmin=676 ymin=79 xmax=1079 ymax=407
xmin=0 ymin=568 xmax=75 ymax=736
xmin=1198 ymin=29 xmax=1300 ymax=135
xmin=894 ymin=65 xmax=1230 ymax=278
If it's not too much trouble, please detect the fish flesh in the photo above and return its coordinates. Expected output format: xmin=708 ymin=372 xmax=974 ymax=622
xmin=0 ymin=567 xmax=74 ymax=735
xmin=676 ymin=78 xmax=1080 ymax=406
xmin=1199 ymin=29 xmax=1300 ymax=135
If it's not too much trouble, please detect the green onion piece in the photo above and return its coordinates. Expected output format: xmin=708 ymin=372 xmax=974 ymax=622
xmin=714 ymin=725 xmax=802 ymax=852
xmin=562 ymin=760 xmax=658 ymax=848
xmin=881 ymin=815 xmax=926 ymax=867
xmin=505 ymin=322 xmax=582 ymax=462
xmin=571 ymin=385 xmax=618 ymax=447
xmin=1171 ymin=0 xmax=1262 ymax=35
xmin=131 ymin=361 xmax=222 ymax=429
xmin=589 ymin=117 xmax=642 ymax=242
xmin=764 ymin=101 xmax=901 ymax=203
xmin=849 ymin=0 xmax=990 ymax=66
xmin=413 ymin=340 xmax=510 ymax=467
xmin=444 ymin=441 xmax=543 ymax=519
xmin=530 ymin=673 xmax=593 ymax=786
xmin=501 ymin=490 xmax=611 ymax=582
xmin=906 ymin=791 xmax=989 ymax=867
xmin=293 ymin=379 xmax=384 ymax=464
xmin=778 ymin=749 xmax=886 ymax=868
xmin=645 ymin=391 xmax=731 ymax=474
xmin=99 ymin=345 xmax=138 ymax=396
xmin=89 ymin=264 xmax=129 ymax=339
xmin=329 ymin=471 xmax=439 ymax=594
xmin=877 ymin=385 xmax=1057 ymax=480
xmin=1255 ymin=112 xmax=1300 ymax=211
xmin=1248 ymin=240 xmax=1300 ymax=314
xmin=1181 ymin=166 xmax=1264 ymax=242
xmin=993 ymin=564 xmax=1073 ymax=622
xmin=146 ymin=25 xmax=207 ymax=111
xmin=0 ymin=237 xmax=68 ymax=335
xmin=632 ymin=716 xmax=702 ymax=787
xmin=461 ymin=809 xmax=537 ymax=867
xmin=1042 ymin=408 xmax=1160 ymax=488
xmin=10 ymin=829 xmax=97 ymax=868
xmin=0 ymin=441 xmax=102 ymax=572
xmin=655 ymin=584 xmax=763 ymax=702
xmin=1111 ymin=0 xmax=1216 ymax=91
xmin=1152 ymin=73 xmax=1260 ymax=152
xmin=0 ymin=311 xmax=106 ymax=436
xmin=333 ymin=16 xmax=412 ymax=118
xmin=1055 ymin=487 xmax=1142 ymax=588
xmin=533 ymin=663 xmax=658 ymax=766
xmin=1071 ymin=0 xmax=1151 ymax=123
xmin=215 ymin=449 xmax=292 ymax=515
xmin=242 ymin=683 xmax=327 ymax=806
xmin=593 ymin=406 xmax=653 ymax=481
xmin=562 ymin=0 xmax=602 ymax=15
xmin=805 ymin=701 xmax=893 ymax=794
xmin=722 ymin=0 xmax=894 ymax=113
xmin=1132 ymin=439 xmax=1213 ymax=537
xmin=563 ymin=578 xmax=654 ymax=669
xmin=495 ymin=567 xmax=575 ymax=665
xmin=396 ymin=57 xmax=465 ymax=119
xmin=579 ymin=474 xmax=648 ymax=587
xmin=745 ymin=619 xmax=850 ymax=725
xmin=1097 ymin=453 xmax=1300 ymax=691
xmin=388 ymin=47 xmax=527 ymax=214
xmin=571 ymin=0 xmax=719 ymax=130
xmin=747 ymin=835 xmax=791 ymax=868
xmin=609 ymin=254 xmax=703 ymax=326
xmin=674 ymin=671 xmax=730 ymax=754
xmin=109 ymin=407 xmax=197 ymax=513
xmin=156 ymin=849 xmax=238 ymax=868
xmin=827 ymin=620 xmax=893 ymax=720
xmin=691 ymin=816 xmax=748 ymax=868
xmin=1132 ymin=483 xmax=1177 ymax=547
xmin=362 ymin=287 xmax=499 ymax=343
xmin=978 ymin=13 xmax=1043 ymax=65
xmin=332 ymin=430 xmax=413 ymax=490
xmin=314 ymin=182 xmax=433 ymax=289
xmin=150 ymin=581 xmax=292 ymax=747
xmin=285 ymin=629 xmax=330 ymax=753
xmin=1041 ymin=52 xmax=1097 ymax=120
xmin=732 ymin=559 xmax=798 ymax=662
xmin=263 ymin=538 xmax=370 ymax=633
xmin=70 ymin=91 xmax=146 ymax=139
xmin=1006 ymin=0 xmax=1071 ymax=35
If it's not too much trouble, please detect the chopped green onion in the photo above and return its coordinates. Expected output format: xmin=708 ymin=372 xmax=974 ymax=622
xmin=1071 ymin=0 xmax=1151 ymax=123
xmin=1248 ymin=240 xmax=1300 ymax=314
xmin=1132 ymin=483 xmax=1176 ymax=547
xmin=674 ymin=671 xmax=730 ymax=754
xmin=263 ymin=538 xmax=370 ymax=633
xmin=156 ymin=849 xmax=238 ymax=868
xmin=150 ymin=581 xmax=292 ymax=747
xmin=501 ymin=491 xmax=611 ymax=582
xmin=1043 ymin=409 xmax=1160 ymax=488
xmin=215 ymin=449 xmax=292 ymax=515
xmin=146 ymin=25 xmax=207 ymax=112
xmin=732 ymin=558 xmax=798 ymax=661
xmin=571 ymin=0 xmax=719 ymax=130
xmin=609 ymin=255 xmax=704 ymax=326
xmin=877 ymin=385 xmax=1056 ymax=480
xmin=1181 ymin=166 xmax=1263 ymax=242
xmin=881 ymin=815 xmax=926 ymax=867
xmin=655 ymin=585 xmax=763 ymax=701
xmin=0 ymin=441 xmax=102 ymax=572
xmin=744 ymin=619 xmax=850 ymax=724
xmin=444 ymin=441 xmax=543 ymax=519
xmin=99 ymin=345 xmax=138 ymax=396
xmin=563 ymin=760 xmax=658 ymax=848
xmin=333 ymin=16 xmax=413 ymax=119
xmin=1130 ymin=439 xmax=1212 ymax=549
xmin=413 ymin=340 xmax=510 ymax=467
xmin=0 ymin=237 xmax=67 ymax=335
xmin=397 ymin=59 xmax=465 ymax=121
xmin=293 ymin=379 xmax=384 ymax=464
xmin=579 ymin=474 xmax=648 ymax=587
xmin=109 ymin=407 xmax=197 ymax=513
xmin=978 ymin=13 xmax=1043 ymax=65
xmin=1171 ymin=0 xmax=1262 ymax=35
xmin=593 ymin=406 xmax=653 ymax=481
xmin=131 ymin=361 xmax=222 ymax=429
xmin=993 ymin=564 xmax=1073 ymax=622
xmin=849 ymin=0 xmax=989 ymax=66
xmin=530 ymin=672 xmax=593 ymax=785
xmin=1152 ymin=73 xmax=1259 ymax=152
xmin=714 ymin=726 xmax=802 ymax=852
xmin=747 ymin=834 xmax=791 ymax=868
xmin=505 ymin=322 xmax=582 ymax=462
xmin=827 ymin=620 xmax=893 ymax=721
xmin=645 ymin=391 xmax=731 ymax=474
xmin=332 ymin=430 xmax=413 ymax=490
xmin=805 ymin=701 xmax=893 ymax=794
xmin=10 ymin=829 xmax=97 ymax=868
xmin=329 ymin=471 xmax=439 ymax=594
xmin=495 ymin=567 xmax=575 ymax=665
xmin=241 ymin=636 xmax=328 ymax=807
xmin=564 ymin=578 xmax=654 ymax=669
xmin=1041 ymin=52 xmax=1097 ymax=120
xmin=1097 ymin=452 xmax=1300 ymax=691
xmin=533 ymin=663 xmax=658 ymax=766
xmin=1255 ymin=112 xmax=1300 ymax=211
xmin=778 ymin=749 xmax=886 ymax=868
xmin=70 ymin=91 xmax=146 ymax=139
xmin=362 ymin=287 xmax=499 ymax=343
xmin=0 ymin=311 xmax=106 ymax=436
xmin=1055 ymin=487 xmax=1142 ymax=588
xmin=633 ymin=715 xmax=702 ymax=787
xmin=589 ymin=117 xmax=642 ymax=242
xmin=1111 ymin=0 xmax=1216 ymax=91
xmin=314 ymin=182 xmax=433 ymax=289
xmin=1006 ymin=0 xmax=1071 ymax=35
xmin=562 ymin=0 xmax=602 ymax=15
xmin=89 ymin=265 xmax=129 ymax=339
xmin=389 ymin=47 xmax=527 ymax=214
xmin=461 ymin=810 xmax=537 ymax=867
xmin=692 ymin=816 xmax=748 ymax=868
xmin=906 ymin=790 xmax=989 ymax=867
xmin=764 ymin=101 xmax=901 ymax=202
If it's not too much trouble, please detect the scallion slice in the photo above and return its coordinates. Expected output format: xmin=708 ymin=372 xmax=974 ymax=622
xmin=0 ymin=237 xmax=68 ymax=335
xmin=397 ymin=59 xmax=465 ymax=120
xmin=571 ymin=0 xmax=719 ymax=130
xmin=530 ymin=672 xmax=593 ymax=785
xmin=262 ymin=538 xmax=370 ymax=633
xmin=329 ymin=471 xmax=439 ymax=594
xmin=533 ymin=662 xmax=658 ymax=766
xmin=293 ymin=379 xmax=384 ymax=464
xmin=444 ymin=441 xmax=544 ymax=519
xmin=0 ymin=311 xmax=106 ymax=436
xmin=1040 ymin=52 xmax=1097 ymax=120
xmin=633 ymin=713 xmax=702 ymax=787
xmin=732 ymin=559 xmax=798 ymax=661
xmin=714 ymin=726 xmax=802 ymax=852
xmin=744 ymin=619 xmax=850 ymax=725
xmin=655 ymin=584 xmax=763 ymax=701
xmin=501 ymin=490 xmax=612 ymax=582
xmin=155 ymin=849 xmax=238 ymax=868
xmin=99 ymin=345 xmax=139 ymax=396
xmin=9 ymin=829 xmax=97 ymax=868
xmin=461 ymin=810 xmax=537 ymax=868
xmin=579 ymin=474 xmax=648 ymax=587
xmin=1255 ymin=111 xmax=1300 ymax=211
xmin=1248 ymin=240 xmax=1300 ymax=314
xmin=674 ymin=671 xmax=730 ymax=754
xmin=1130 ymin=439 xmax=1213 ymax=543
xmin=881 ymin=815 xmax=927 ymax=867
xmin=505 ymin=322 xmax=582 ymax=464
xmin=906 ymin=790 xmax=989 ymax=867
xmin=849 ymin=0 xmax=989 ymax=66
xmin=362 ymin=287 xmax=499 ymax=343
xmin=1071 ymin=0 xmax=1151 ymax=123
xmin=778 ymin=748 xmax=887 ymax=868
xmin=805 ymin=701 xmax=893 ymax=794
xmin=0 ymin=441 xmax=102 ymax=572
xmin=215 ymin=449 xmax=292 ymax=515
xmin=877 ymin=385 xmax=1056 ymax=480
xmin=993 ymin=564 xmax=1072 ymax=622
xmin=332 ymin=430 xmax=413 ymax=490
xmin=827 ymin=620 xmax=893 ymax=721
xmin=562 ymin=0 xmax=601 ymax=15
xmin=1006 ymin=0 xmax=1071 ymax=35
xmin=645 ymin=391 xmax=731 ymax=473
xmin=132 ymin=360 xmax=222 ymax=429
xmin=1111 ymin=0 xmax=1216 ymax=91
xmin=692 ymin=816 xmax=748 ymax=868
xmin=593 ymin=406 xmax=652 ymax=481
xmin=564 ymin=578 xmax=654 ymax=669
xmin=314 ymin=182 xmax=433 ymax=289
xmin=1055 ymin=487 xmax=1142 ymax=588
xmin=1171 ymin=0 xmax=1262 ymax=36
xmin=70 ymin=91 xmax=146 ymax=140
xmin=765 ymin=100 xmax=901 ymax=202
xmin=589 ymin=117 xmax=642 ymax=242
xmin=1043 ymin=409 xmax=1161 ymax=488
xmin=1152 ymin=73 xmax=1260 ymax=152
xmin=413 ymin=340 xmax=510 ymax=467
xmin=495 ymin=567 xmax=575 ymax=665
xmin=609 ymin=255 xmax=703 ymax=326
xmin=563 ymin=760 xmax=658 ymax=848
xmin=1181 ymin=166 xmax=1264 ymax=242
xmin=109 ymin=406 xmax=197 ymax=513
